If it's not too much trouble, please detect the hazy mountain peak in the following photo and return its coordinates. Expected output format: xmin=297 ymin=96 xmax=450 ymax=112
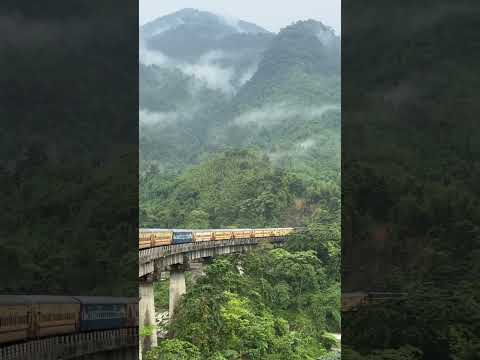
xmin=280 ymin=19 xmax=338 ymax=46
xmin=141 ymin=8 xmax=270 ymax=38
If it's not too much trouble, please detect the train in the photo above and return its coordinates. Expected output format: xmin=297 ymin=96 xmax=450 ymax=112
xmin=0 ymin=295 xmax=138 ymax=346
xmin=139 ymin=227 xmax=296 ymax=249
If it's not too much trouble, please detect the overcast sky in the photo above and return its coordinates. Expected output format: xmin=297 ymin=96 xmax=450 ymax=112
xmin=139 ymin=0 xmax=341 ymax=34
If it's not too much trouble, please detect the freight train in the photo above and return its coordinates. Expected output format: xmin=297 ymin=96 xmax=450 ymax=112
xmin=139 ymin=227 xmax=296 ymax=249
xmin=0 ymin=295 xmax=138 ymax=346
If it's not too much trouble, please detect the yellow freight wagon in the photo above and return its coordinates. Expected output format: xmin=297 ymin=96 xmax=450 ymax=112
xmin=0 ymin=296 xmax=29 ymax=344
xmin=213 ymin=230 xmax=233 ymax=241
xmin=253 ymin=228 xmax=276 ymax=238
xmin=32 ymin=296 xmax=80 ymax=338
xmin=193 ymin=230 xmax=214 ymax=242
xmin=232 ymin=229 xmax=254 ymax=239
xmin=139 ymin=229 xmax=172 ymax=249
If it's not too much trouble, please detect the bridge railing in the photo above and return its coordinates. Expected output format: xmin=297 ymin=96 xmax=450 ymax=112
xmin=0 ymin=328 xmax=138 ymax=360
xmin=139 ymin=237 xmax=264 ymax=264
xmin=139 ymin=236 xmax=289 ymax=261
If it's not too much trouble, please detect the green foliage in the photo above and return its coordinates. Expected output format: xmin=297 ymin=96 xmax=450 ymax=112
xmin=167 ymin=249 xmax=339 ymax=359
xmin=146 ymin=339 xmax=201 ymax=360
xmin=153 ymin=280 xmax=169 ymax=311
xmin=140 ymin=325 xmax=157 ymax=338
xmin=140 ymin=14 xmax=341 ymax=360
xmin=0 ymin=148 xmax=138 ymax=295
xmin=141 ymin=149 xmax=340 ymax=230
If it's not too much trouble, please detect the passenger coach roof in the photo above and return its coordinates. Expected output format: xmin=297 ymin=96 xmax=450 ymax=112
xmin=73 ymin=296 xmax=135 ymax=304
xmin=139 ymin=228 xmax=171 ymax=232
xmin=0 ymin=295 xmax=31 ymax=305
xmin=24 ymin=295 xmax=78 ymax=304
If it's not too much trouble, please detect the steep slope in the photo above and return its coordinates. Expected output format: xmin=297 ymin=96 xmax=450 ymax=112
xmin=234 ymin=19 xmax=340 ymax=107
xmin=212 ymin=20 xmax=341 ymax=180
xmin=139 ymin=14 xmax=341 ymax=183
xmin=139 ymin=11 xmax=342 ymax=360
xmin=140 ymin=8 xmax=274 ymax=87
xmin=141 ymin=8 xmax=272 ymax=63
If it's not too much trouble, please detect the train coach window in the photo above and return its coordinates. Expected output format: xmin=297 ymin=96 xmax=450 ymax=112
xmin=40 ymin=312 xmax=77 ymax=322
xmin=0 ymin=315 xmax=27 ymax=327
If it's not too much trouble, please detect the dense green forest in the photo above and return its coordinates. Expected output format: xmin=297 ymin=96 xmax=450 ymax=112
xmin=141 ymin=150 xmax=341 ymax=359
xmin=140 ymin=10 xmax=341 ymax=360
xmin=0 ymin=2 xmax=138 ymax=296
xmin=342 ymin=1 xmax=480 ymax=359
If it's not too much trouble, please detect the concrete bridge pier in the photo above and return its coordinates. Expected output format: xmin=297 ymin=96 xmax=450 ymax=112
xmin=139 ymin=276 xmax=157 ymax=356
xmin=169 ymin=263 xmax=188 ymax=322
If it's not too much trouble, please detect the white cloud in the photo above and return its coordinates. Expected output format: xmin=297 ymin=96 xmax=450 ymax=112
xmin=298 ymin=138 xmax=316 ymax=149
xmin=139 ymin=47 xmax=255 ymax=95
xmin=238 ymin=63 xmax=258 ymax=86
xmin=180 ymin=51 xmax=236 ymax=94
xmin=139 ymin=109 xmax=179 ymax=125
xmin=233 ymin=103 xmax=340 ymax=127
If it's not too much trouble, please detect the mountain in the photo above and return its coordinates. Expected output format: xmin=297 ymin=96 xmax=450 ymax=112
xmin=141 ymin=8 xmax=270 ymax=39
xmin=140 ymin=8 xmax=274 ymax=65
xmin=139 ymin=11 xmax=340 ymax=183
xmin=210 ymin=20 xmax=341 ymax=180
xmin=139 ymin=13 xmax=342 ymax=357
xmin=234 ymin=20 xmax=340 ymax=107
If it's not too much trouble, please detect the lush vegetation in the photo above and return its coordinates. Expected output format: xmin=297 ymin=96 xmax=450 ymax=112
xmin=140 ymin=12 xmax=341 ymax=359
xmin=167 ymin=248 xmax=339 ymax=360
xmin=141 ymin=150 xmax=340 ymax=359
xmin=141 ymin=150 xmax=338 ymax=229
xmin=341 ymin=1 xmax=480 ymax=358
xmin=0 ymin=3 xmax=138 ymax=296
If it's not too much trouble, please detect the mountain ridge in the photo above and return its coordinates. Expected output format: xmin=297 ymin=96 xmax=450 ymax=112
xmin=141 ymin=8 xmax=271 ymax=37
xmin=139 ymin=10 xmax=340 ymax=179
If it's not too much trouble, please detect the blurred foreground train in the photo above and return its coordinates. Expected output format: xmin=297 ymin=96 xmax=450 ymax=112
xmin=139 ymin=227 xmax=296 ymax=249
xmin=0 ymin=295 xmax=138 ymax=345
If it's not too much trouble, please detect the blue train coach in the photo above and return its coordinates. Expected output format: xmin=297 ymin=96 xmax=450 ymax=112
xmin=74 ymin=296 xmax=130 ymax=331
xmin=172 ymin=230 xmax=193 ymax=245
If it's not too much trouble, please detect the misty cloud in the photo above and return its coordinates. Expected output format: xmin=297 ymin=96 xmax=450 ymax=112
xmin=139 ymin=109 xmax=180 ymax=126
xmin=139 ymin=46 xmax=169 ymax=66
xmin=139 ymin=46 xmax=258 ymax=95
xmin=180 ymin=51 xmax=236 ymax=94
xmin=238 ymin=63 xmax=259 ymax=86
xmin=233 ymin=103 xmax=340 ymax=127
xmin=316 ymin=28 xmax=336 ymax=46
xmin=298 ymin=138 xmax=316 ymax=149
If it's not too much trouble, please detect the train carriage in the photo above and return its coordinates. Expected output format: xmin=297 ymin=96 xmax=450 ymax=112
xmin=30 ymin=296 xmax=80 ymax=338
xmin=253 ymin=228 xmax=275 ymax=238
xmin=139 ymin=229 xmax=172 ymax=249
xmin=0 ymin=295 xmax=30 ymax=345
xmin=193 ymin=230 xmax=214 ymax=242
xmin=74 ymin=296 xmax=128 ymax=332
xmin=212 ymin=229 xmax=233 ymax=241
xmin=232 ymin=229 xmax=254 ymax=239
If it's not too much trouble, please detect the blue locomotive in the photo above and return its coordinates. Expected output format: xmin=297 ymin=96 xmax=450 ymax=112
xmin=172 ymin=230 xmax=193 ymax=245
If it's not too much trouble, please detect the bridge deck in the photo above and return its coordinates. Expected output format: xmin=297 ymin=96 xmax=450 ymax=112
xmin=0 ymin=328 xmax=138 ymax=360
xmin=139 ymin=236 xmax=287 ymax=278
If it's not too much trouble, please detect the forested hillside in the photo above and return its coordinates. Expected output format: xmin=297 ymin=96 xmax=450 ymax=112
xmin=140 ymin=9 xmax=340 ymax=359
xmin=342 ymin=1 xmax=480 ymax=359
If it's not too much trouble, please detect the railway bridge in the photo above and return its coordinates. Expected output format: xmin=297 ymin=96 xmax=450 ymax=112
xmin=0 ymin=328 xmax=138 ymax=360
xmin=138 ymin=230 xmax=294 ymax=354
